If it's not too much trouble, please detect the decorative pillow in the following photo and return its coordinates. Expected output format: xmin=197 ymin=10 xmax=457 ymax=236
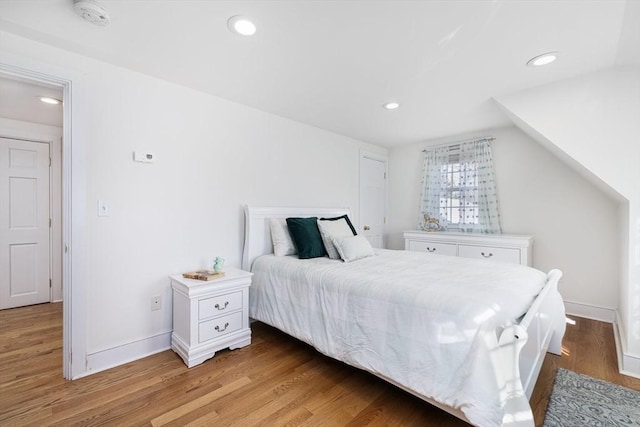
xmin=332 ymin=235 xmax=375 ymax=263
xmin=286 ymin=217 xmax=327 ymax=259
xmin=269 ymin=218 xmax=297 ymax=256
xmin=320 ymin=214 xmax=357 ymax=235
xmin=317 ymin=218 xmax=356 ymax=259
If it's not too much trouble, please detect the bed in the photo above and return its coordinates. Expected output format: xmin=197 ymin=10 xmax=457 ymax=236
xmin=242 ymin=206 xmax=566 ymax=427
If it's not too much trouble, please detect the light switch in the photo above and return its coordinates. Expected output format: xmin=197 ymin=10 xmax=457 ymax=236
xmin=98 ymin=200 xmax=110 ymax=217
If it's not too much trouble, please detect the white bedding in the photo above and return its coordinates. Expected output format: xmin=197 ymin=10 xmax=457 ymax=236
xmin=249 ymin=248 xmax=547 ymax=427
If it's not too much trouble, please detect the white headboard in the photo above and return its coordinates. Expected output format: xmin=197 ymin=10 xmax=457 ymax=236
xmin=242 ymin=205 xmax=352 ymax=271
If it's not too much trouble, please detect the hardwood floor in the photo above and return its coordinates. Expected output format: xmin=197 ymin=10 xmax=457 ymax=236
xmin=1 ymin=303 xmax=639 ymax=426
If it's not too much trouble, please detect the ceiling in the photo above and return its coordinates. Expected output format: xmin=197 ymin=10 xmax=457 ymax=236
xmin=0 ymin=77 xmax=63 ymax=127
xmin=0 ymin=0 xmax=638 ymax=147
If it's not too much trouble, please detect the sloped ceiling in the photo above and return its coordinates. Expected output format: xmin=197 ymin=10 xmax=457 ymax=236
xmin=0 ymin=0 xmax=638 ymax=146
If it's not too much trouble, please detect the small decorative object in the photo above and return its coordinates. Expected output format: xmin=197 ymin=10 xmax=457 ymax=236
xmin=182 ymin=270 xmax=225 ymax=281
xmin=213 ymin=256 xmax=225 ymax=273
xmin=421 ymin=214 xmax=444 ymax=232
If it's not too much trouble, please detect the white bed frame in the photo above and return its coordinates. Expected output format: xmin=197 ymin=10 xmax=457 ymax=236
xmin=242 ymin=205 xmax=566 ymax=426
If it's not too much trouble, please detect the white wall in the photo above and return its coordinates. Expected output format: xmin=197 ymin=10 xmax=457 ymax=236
xmin=0 ymin=117 xmax=63 ymax=302
xmin=494 ymin=66 xmax=640 ymax=376
xmin=388 ymin=126 xmax=619 ymax=312
xmin=0 ymin=31 xmax=387 ymax=376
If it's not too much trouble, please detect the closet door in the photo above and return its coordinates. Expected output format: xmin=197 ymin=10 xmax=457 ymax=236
xmin=360 ymin=153 xmax=387 ymax=248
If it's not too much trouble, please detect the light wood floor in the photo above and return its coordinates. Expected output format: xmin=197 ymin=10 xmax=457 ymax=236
xmin=1 ymin=303 xmax=639 ymax=426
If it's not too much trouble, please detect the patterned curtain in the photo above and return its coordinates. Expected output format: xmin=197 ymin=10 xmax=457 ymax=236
xmin=419 ymin=138 xmax=502 ymax=234
xmin=458 ymin=139 xmax=501 ymax=233
xmin=419 ymin=146 xmax=452 ymax=230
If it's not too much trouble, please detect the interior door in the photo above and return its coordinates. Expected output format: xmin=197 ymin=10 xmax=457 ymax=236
xmin=360 ymin=154 xmax=387 ymax=248
xmin=0 ymin=137 xmax=50 ymax=309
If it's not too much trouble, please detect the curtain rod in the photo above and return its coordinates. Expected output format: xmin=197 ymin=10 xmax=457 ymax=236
xmin=422 ymin=136 xmax=495 ymax=152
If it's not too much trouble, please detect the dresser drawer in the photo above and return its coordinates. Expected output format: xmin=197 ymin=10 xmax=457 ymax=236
xmin=404 ymin=231 xmax=533 ymax=266
xmin=199 ymin=291 xmax=243 ymax=320
xmin=458 ymin=245 xmax=520 ymax=264
xmin=407 ymin=240 xmax=457 ymax=256
xmin=199 ymin=311 xmax=243 ymax=343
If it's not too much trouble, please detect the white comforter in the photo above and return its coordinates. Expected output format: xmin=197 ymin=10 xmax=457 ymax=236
xmin=249 ymin=249 xmax=547 ymax=426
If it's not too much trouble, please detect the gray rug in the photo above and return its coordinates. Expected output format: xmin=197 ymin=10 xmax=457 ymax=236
xmin=543 ymin=368 xmax=640 ymax=426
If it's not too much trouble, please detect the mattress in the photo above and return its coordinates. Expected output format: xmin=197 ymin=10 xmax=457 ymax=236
xmin=249 ymin=248 xmax=547 ymax=426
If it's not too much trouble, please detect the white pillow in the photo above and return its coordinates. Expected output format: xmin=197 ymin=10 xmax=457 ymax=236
xmin=317 ymin=218 xmax=355 ymax=259
xmin=269 ymin=218 xmax=297 ymax=256
xmin=331 ymin=235 xmax=374 ymax=262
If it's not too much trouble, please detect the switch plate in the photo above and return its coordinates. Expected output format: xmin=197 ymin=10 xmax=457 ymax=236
xmin=151 ymin=296 xmax=161 ymax=311
xmin=98 ymin=200 xmax=110 ymax=217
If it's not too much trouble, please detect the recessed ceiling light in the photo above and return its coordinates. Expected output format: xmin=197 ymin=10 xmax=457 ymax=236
xmin=527 ymin=52 xmax=559 ymax=67
xmin=40 ymin=97 xmax=62 ymax=105
xmin=383 ymin=102 xmax=400 ymax=110
xmin=228 ymin=16 xmax=257 ymax=36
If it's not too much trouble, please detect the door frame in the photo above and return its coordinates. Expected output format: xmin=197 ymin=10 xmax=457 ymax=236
xmin=1 ymin=56 xmax=86 ymax=380
xmin=359 ymin=150 xmax=389 ymax=248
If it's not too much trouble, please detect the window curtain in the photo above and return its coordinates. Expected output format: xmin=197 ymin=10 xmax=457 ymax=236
xmin=419 ymin=138 xmax=502 ymax=234
xmin=419 ymin=145 xmax=452 ymax=230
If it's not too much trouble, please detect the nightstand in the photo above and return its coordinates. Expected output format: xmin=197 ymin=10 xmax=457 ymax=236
xmin=170 ymin=268 xmax=252 ymax=368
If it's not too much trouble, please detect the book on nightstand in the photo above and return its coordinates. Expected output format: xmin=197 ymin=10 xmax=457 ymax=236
xmin=182 ymin=270 xmax=225 ymax=281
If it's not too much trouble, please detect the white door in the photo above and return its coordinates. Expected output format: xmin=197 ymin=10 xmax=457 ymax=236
xmin=360 ymin=154 xmax=387 ymax=248
xmin=0 ymin=138 xmax=50 ymax=309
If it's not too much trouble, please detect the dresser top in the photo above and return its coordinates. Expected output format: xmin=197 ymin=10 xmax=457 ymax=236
xmin=404 ymin=230 xmax=533 ymax=238
xmin=403 ymin=230 xmax=533 ymax=246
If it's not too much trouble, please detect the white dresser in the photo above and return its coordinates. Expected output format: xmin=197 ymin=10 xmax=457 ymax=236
xmin=170 ymin=268 xmax=252 ymax=368
xmin=403 ymin=230 xmax=534 ymax=266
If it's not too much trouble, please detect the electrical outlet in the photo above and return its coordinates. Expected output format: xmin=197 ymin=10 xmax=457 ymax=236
xmin=151 ymin=296 xmax=161 ymax=311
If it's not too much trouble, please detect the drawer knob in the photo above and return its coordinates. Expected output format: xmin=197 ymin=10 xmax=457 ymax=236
xmin=481 ymin=252 xmax=493 ymax=258
xmin=426 ymin=247 xmax=436 ymax=253
xmin=215 ymin=322 xmax=230 ymax=332
xmin=215 ymin=301 xmax=229 ymax=311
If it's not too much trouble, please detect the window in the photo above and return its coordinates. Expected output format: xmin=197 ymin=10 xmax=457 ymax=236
xmin=439 ymin=146 xmax=478 ymax=227
xmin=420 ymin=138 xmax=501 ymax=234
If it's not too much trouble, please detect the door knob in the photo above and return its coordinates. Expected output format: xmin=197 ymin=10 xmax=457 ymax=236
xmin=363 ymin=225 xmax=370 ymax=231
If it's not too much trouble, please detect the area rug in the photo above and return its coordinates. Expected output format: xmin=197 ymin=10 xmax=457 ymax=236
xmin=543 ymin=368 xmax=640 ymax=426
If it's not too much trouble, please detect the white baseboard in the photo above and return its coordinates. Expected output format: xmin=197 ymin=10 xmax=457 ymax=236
xmin=613 ymin=311 xmax=640 ymax=379
xmin=619 ymin=352 xmax=640 ymax=379
xmin=563 ymin=300 xmax=616 ymax=323
xmin=82 ymin=331 xmax=172 ymax=377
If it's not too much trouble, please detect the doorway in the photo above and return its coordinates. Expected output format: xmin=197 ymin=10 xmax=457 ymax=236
xmin=0 ymin=64 xmax=74 ymax=379
xmin=0 ymin=76 xmax=63 ymax=309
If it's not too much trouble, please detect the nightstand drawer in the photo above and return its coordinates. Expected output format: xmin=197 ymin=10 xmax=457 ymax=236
xmin=199 ymin=291 xmax=243 ymax=320
xmin=458 ymin=245 xmax=520 ymax=264
xmin=407 ymin=240 xmax=457 ymax=256
xmin=199 ymin=311 xmax=243 ymax=343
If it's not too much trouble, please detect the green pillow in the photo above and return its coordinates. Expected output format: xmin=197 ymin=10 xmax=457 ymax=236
xmin=286 ymin=217 xmax=327 ymax=259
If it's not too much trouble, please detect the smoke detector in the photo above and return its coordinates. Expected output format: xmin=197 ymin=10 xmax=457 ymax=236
xmin=73 ymin=0 xmax=110 ymax=26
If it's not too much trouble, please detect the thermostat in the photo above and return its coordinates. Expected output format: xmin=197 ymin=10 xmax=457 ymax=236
xmin=133 ymin=151 xmax=155 ymax=163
